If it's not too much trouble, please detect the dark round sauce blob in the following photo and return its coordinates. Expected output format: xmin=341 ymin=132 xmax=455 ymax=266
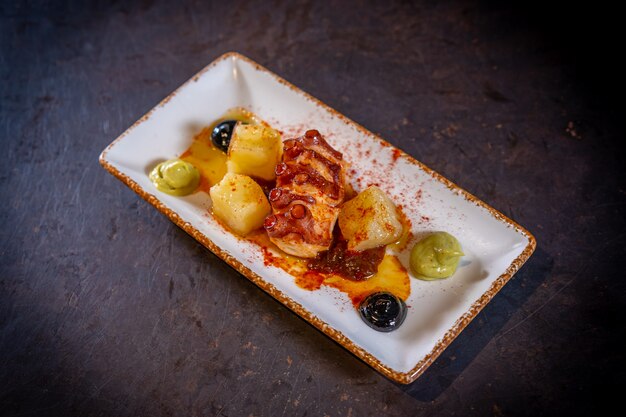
xmin=358 ymin=292 xmax=407 ymax=332
xmin=211 ymin=120 xmax=238 ymax=152
xmin=307 ymin=233 xmax=385 ymax=281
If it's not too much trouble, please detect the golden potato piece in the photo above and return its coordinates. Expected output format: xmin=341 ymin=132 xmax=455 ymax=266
xmin=338 ymin=186 xmax=403 ymax=251
xmin=226 ymin=124 xmax=282 ymax=181
xmin=209 ymin=172 xmax=271 ymax=236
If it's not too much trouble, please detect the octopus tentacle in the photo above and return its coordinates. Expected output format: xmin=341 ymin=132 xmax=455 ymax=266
xmin=264 ymin=130 xmax=346 ymax=258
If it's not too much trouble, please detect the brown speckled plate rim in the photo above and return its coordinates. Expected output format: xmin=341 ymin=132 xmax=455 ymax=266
xmin=99 ymin=51 xmax=537 ymax=385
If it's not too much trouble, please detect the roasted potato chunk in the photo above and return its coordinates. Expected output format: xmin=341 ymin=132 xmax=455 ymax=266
xmin=209 ymin=172 xmax=271 ymax=236
xmin=338 ymin=186 xmax=403 ymax=251
xmin=226 ymin=124 xmax=282 ymax=181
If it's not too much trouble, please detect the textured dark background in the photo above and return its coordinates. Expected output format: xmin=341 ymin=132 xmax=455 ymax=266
xmin=1 ymin=0 xmax=624 ymax=416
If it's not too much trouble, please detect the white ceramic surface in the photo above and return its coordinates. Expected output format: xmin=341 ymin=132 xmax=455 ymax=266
xmin=100 ymin=52 xmax=535 ymax=383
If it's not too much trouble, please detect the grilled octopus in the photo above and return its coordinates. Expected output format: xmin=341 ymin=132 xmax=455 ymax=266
xmin=263 ymin=129 xmax=347 ymax=258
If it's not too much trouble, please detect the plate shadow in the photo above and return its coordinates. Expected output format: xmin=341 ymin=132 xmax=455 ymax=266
xmin=397 ymin=246 xmax=552 ymax=400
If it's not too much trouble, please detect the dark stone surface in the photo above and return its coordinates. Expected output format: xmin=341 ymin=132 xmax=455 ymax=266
xmin=1 ymin=0 xmax=624 ymax=416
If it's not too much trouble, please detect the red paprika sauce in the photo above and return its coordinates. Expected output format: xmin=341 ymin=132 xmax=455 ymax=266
xmin=307 ymin=231 xmax=385 ymax=281
xmin=247 ymin=230 xmax=410 ymax=307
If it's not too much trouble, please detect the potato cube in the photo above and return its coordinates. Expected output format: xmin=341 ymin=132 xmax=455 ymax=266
xmin=226 ymin=124 xmax=282 ymax=181
xmin=209 ymin=172 xmax=271 ymax=236
xmin=338 ymin=186 xmax=403 ymax=251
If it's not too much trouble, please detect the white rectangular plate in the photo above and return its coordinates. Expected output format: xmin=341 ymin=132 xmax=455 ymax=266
xmin=100 ymin=52 xmax=536 ymax=384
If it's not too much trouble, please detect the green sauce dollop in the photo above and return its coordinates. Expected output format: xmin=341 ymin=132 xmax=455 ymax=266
xmin=409 ymin=232 xmax=464 ymax=280
xmin=149 ymin=159 xmax=200 ymax=196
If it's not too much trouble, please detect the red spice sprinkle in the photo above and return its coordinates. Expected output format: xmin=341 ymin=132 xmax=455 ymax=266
xmin=392 ymin=149 xmax=402 ymax=162
xmin=261 ymin=246 xmax=277 ymax=266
